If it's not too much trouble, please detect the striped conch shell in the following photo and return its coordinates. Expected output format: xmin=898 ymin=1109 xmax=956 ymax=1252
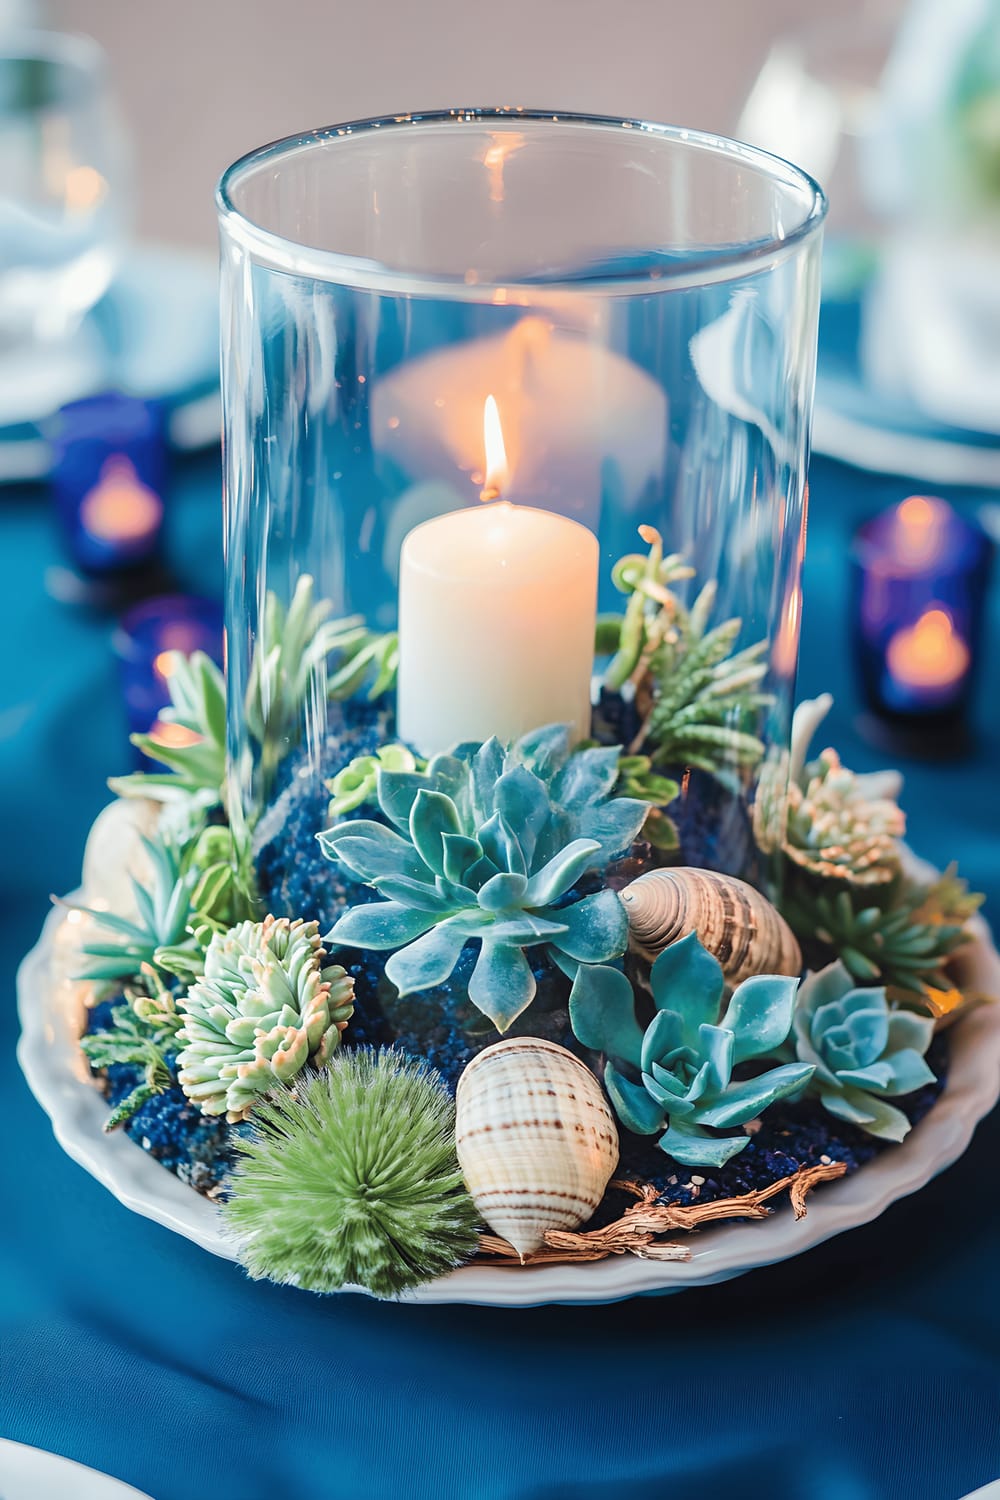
xmin=621 ymin=867 xmax=802 ymax=984
xmin=455 ymin=1037 xmax=619 ymax=1261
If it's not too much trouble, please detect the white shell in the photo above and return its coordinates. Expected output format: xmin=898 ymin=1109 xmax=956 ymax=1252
xmin=455 ymin=1037 xmax=619 ymax=1260
xmin=81 ymin=797 xmax=161 ymax=920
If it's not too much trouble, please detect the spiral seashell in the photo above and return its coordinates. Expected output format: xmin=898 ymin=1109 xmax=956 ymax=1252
xmin=455 ymin=1038 xmax=619 ymax=1260
xmin=621 ymin=867 xmax=802 ymax=984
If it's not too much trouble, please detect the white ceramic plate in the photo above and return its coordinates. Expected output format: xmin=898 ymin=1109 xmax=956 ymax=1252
xmin=0 ymin=1439 xmax=153 ymax=1500
xmin=17 ymin=867 xmax=1000 ymax=1307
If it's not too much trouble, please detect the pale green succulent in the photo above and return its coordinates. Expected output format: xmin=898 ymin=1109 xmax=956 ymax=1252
xmin=792 ymin=963 xmax=935 ymax=1142
xmin=111 ymin=650 xmax=227 ymax=808
xmin=73 ymin=835 xmax=207 ymax=986
xmin=570 ymin=933 xmax=814 ymax=1167
xmin=321 ymin=724 xmax=649 ymax=1032
xmin=601 ymin=526 xmax=770 ymax=774
xmin=110 ymin=575 xmax=398 ymax=810
xmin=326 ymin=744 xmax=425 ymax=821
xmin=176 ymin=916 xmax=355 ymax=1121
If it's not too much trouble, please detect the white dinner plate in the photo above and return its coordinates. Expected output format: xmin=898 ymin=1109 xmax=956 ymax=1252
xmin=0 ymin=1439 xmax=153 ymax=1500
xmin=17 ymin=858 xmax=1000 ymax=1307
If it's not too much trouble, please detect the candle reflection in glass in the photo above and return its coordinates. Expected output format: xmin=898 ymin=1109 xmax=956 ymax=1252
xmin=851 ymin=495 xmax=992 ymax=752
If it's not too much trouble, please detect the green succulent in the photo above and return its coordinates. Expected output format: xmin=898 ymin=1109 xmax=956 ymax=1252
xmin=222 ymin=1048 xmax=480 ymax=1298
xmin=246 ymin=574 xmax=397 ymax=792
xmin=569 ymin=933 xmax=814 ymax=1167
xmin=110 ymin=650 xmax=227 ymax=808
xmin=781 ymin=874 xmax=978 ymax=998
xmin=176 ymin=916 xmax=355 ymax=1121
xmin=792 ymin=963 xmax=935 ymax=1141
xmin=321 ymin=724 xmax=649 ymax=1032
xmin=785 ymin=748 xmax=905 ymax=886
xmin=73 ymin=835 xmax=208 ymax=987
xmin=326 ymin=744 xmax=425 ymax=821
xmin=601 ymin=526 xmax=770 ymax=774
xmin=80 ymin=995 xmax=179 ymax=1130
xmin=614 ymin=754 xmax=680 ymax=852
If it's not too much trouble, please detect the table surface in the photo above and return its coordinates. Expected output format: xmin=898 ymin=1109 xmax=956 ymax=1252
xmin=2 ymin=451 xmax=999 ymax=1500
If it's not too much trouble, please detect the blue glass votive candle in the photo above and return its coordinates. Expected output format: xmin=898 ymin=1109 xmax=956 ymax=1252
xmin=851 ymin=496 xmax=993 ymax=749
xmin=113 ymin=595 xmax=224 ymax=758
xmin=51 ymin=392 xmax=167 ymax=576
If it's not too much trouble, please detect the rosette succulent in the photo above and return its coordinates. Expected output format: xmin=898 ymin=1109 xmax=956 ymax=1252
xmin=320 ymin=725 xmax=649 ymax=1032
xmin=176 ymin=916 xmax=355 ymax=1121
xmin=785 ymin=747 xmax=905 ymax=886
xmin=569 ymin=933 xmax=813 ymax=1167
xmin=792 ymin=963 xmax=935 ymax=1141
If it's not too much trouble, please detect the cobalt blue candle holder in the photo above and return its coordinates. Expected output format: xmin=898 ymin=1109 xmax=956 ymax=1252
xmin=51 ymin=391 xmax=167 ymax=579
xmin=851 ymin=496 xmax=993 ymax=756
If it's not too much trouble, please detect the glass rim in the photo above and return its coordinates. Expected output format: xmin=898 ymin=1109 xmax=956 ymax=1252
xmin=216 ymin=107 xmax=828 ymax=299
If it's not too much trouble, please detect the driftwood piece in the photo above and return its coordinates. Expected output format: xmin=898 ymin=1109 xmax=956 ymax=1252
xmin=476 ymin=1160 xmax=847 ymax=1266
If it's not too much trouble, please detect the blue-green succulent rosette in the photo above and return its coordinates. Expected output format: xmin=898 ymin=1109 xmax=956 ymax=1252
xmin=792 ymin=963 xmax=936 ymax=1143
xmin=570 ymin=933 xmax=815 ymax=1168
xmin=319 ymin=725 xmax=649 ymax=1034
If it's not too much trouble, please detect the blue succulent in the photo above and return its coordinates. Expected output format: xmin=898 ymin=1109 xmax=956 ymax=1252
xmin=319 ymin=725 xmax=649 ymax=1033
xmin=569 ymin=933 xmax=814 ymax=1167
xmin=792 ymin=963 xmax=935 ymax=1141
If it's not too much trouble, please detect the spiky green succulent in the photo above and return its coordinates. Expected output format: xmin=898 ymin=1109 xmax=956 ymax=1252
xmin=111 ymin=650 xmax=227 ymax=808
xmin=570 ymin=934 xmax=813 ymax=1167
xmin=176 ymin=916 xmax=354 ymax=1121
xmin=80 ymin=994 xmax=180 ymax=1130
xmin=321 ymin=724 xmax=649 ymax=1032
xmin=222 ymin=1048 xmax=480 ymax=1297
xmin=781 ymin=874 xmax=978 ymax=998
xmin=73 ymin=835 xmax=207 ymax=987
xmin=73 ymin=823 xmax=257 ymax=989
xmin=792 ymin=963 xmax=935 ymax=1142
xmin=600 ymin=526 xmax=770 ymax=775
xmin=246 ymin=574 xmax=397 ymax=793
xmin=110 ymin=575 xmax=397 ymax=811
xmin=326 ymin=744 xmax=425 ymax=821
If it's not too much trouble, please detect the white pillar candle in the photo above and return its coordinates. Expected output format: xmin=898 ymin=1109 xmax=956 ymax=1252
xmin=397 ymin=499 xmax=599 ymax=755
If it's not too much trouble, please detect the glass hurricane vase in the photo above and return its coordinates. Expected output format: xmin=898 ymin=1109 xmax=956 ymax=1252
xmin=217 ymin=109 xmax=826 ymax=1065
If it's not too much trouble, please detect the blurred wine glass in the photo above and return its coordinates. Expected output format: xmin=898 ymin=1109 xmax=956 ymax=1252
xmin=737 ymin=7 xmax=902 ymax=282
xmin=0 ymin=30 xmax=129 ymax=416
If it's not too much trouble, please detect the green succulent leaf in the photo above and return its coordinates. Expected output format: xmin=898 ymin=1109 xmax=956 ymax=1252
xmin=326 ymin=901 xmax=439 ymax=951
xmin=722 ymin=973 xmax=800 ymax=1065
xmin=568 ymin=964 xmax=644 ymax=1067
xmin=649 ymin=932 xmax=725 ymax=1038
xmin=468 ymin=942 xmax=536 ymax=1032
xmin=605 ymin=1063 xmax=666 ymax=1135
xmin=693 ymin=1062 xmax=815 ymax=1129
xmin=658 ymin=1117 xmax=752 ymax=1167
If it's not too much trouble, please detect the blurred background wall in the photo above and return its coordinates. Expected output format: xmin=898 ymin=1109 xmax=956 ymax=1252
xmin=49 ymin=0 xmax=817 ymax=250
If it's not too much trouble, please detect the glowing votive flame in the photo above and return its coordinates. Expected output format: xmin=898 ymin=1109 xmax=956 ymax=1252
xmin=886 ymin=606 xmax=970 ymax=691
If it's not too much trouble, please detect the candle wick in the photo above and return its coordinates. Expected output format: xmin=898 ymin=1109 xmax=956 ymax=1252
xmin=479 ymin=484 xmax=501 ymax=504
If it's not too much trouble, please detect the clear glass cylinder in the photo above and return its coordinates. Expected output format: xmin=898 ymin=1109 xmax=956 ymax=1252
xmin=217 ymin=110 xmax=825 ymax=936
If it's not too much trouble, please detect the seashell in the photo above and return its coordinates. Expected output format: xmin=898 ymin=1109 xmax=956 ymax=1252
xmin=621 ymin=867 xmax=802 ymax=984
xmin=455 ymin=1037 xmax=619 ymax=1260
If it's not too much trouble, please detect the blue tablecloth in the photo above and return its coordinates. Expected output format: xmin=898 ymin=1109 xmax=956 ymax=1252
xmin=2 ymin=452 xmax=999 ymax=1500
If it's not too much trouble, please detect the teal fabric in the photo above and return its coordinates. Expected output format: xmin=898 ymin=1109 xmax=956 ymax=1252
xmin=2 ymin=453 xmax=998 ymax=1500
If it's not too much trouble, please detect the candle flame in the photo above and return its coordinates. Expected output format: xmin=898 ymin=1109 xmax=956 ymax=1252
xmin=481 ymin=394 xmax=508 ymax=501
xmin=886 ymin=605 xmax=970 ymax=690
